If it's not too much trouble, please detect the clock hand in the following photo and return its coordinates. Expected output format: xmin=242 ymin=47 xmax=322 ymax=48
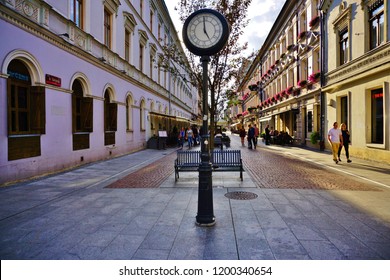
xmin=203 ymin=16 xmax=210 ymax=39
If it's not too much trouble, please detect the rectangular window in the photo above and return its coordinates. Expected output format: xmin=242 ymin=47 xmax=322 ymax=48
xmin=340 ymin=96 xmax=348 ymax=125
xmin=140 ymin=0 xmax=144 ymax=18
xmin=158 ymin=64 xmax=161 ymax=84
xmin=104 ymin=8 xmax=112 ymax=48
xmin=7 ymin=82 xmax=45 ymax=160
xmin=158 ymin=23 xmax=162 ymax=41
xmin=300 ymin=58 xmax=308 ymax=81
xmin=70 ymin=0 xmax=83 ymax=28
xmin=150 ymin=10 xmax=154 ymax=31
xmin=307 ymin=111 xmax=313 ymax=133
xmin=139 ymin=44 xmax=144 ymax=72
xmin=10 ymin=83 xmax=30 ymax=133
xmin=150 ymin=54 xmax=153 ymax=79
xmin=339 ymin=28 xmax=348 ymax=65
xmin=371 ymin=89 xmax=383 ymax=144
xmin=369 ymin=1 xmax=384 ymax=50
xmin=125 ymin=29 xmax=130 ymax=62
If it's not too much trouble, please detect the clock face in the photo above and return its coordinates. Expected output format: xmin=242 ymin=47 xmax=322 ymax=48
xmin=187 ymin=13 xmax=223 ymax=49
xmin=183 ymin=9 xmax=230 ymax=56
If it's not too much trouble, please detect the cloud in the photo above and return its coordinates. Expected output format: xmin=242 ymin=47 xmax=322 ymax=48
xmin=165 ymin=0 xmax=285 ymax=56
xmin=241 ymin=0 xmax=285 ymax=54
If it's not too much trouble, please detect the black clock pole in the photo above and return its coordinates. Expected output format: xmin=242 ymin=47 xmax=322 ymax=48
xmin=196 ymin=55 xmax=215 ymax=226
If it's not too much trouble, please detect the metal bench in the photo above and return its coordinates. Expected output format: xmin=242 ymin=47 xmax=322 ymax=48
xmin=174 ymin=149 xmax=243 ymax=181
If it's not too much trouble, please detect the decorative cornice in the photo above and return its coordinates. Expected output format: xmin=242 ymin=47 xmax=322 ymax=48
xmin=324 ymin=42 xmax=390 ymax=87
xmin=332 ymin=3 xmax=351 ymax=31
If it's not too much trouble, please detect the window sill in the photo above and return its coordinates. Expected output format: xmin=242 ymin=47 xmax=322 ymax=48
xmin=366 ymin=143 xmax=385 ymax=150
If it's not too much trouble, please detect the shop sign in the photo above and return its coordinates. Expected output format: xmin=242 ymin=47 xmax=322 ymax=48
xmin=45 ymin=74 xmax=61 ymax=87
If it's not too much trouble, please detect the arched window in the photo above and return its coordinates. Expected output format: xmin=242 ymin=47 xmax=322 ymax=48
xmin=126 ymin=95 xmax=133 ymax=131
xmin=7 ymin=59 xmax=45 ymax=160
xmin=72 ymin=79 xmax=93 ymax=150
xmin=140 ymin=99 xmax=145 ymax=130
xmin=104 ymin=90 xmax=117 ymax=145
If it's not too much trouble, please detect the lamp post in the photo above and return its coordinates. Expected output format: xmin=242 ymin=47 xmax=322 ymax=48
xmin=182 ymin=9 xmax=230 ymax=227
xmin=196 ymin=55 xmax=215 ymax=226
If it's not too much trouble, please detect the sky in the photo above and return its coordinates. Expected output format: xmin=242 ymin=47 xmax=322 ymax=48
xmin=165 ymin=0 xmax=286 ymax=56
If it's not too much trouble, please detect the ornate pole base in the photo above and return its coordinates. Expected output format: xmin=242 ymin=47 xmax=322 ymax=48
xmin=196 ymin=160 xmax=215 ymax=226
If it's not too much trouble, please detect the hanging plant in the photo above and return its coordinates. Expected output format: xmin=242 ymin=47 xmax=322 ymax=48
xmin=293 ymin=88 xmax=301 ymax=96
xmin=297 ymin=79 xmax=308 ymax=88
xmin=308 ymin=71 xmax=321 ymax=83
xmin=287 ymin=44 xmax=296 ymax=52
xmin=309 ymin=16 xmax=320 ymax=28
xmin=248 ymin=107 xmax=256 ymax=112
xmin=298 ymin=31 xmax=308 ymax=40
xmin=285 ymin=86 xmax=294 ymax=95
xmin=248 ymin=84 xmax=258 ymax=91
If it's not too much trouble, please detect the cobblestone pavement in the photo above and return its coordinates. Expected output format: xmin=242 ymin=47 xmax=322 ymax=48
xmin=239 ymin=141 xmax=380 ymax=191
xmin=1 ymin=134 xmax=390 ymax=260
xmin=107 ymin=151 xmax=177 ymax=188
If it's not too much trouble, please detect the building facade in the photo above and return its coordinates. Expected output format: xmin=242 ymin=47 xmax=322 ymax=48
xmin=321 ymin=0 xmax=389 ymax=163
xmin=233 ymin=0 xmax=322 ymax=147
xmin=229 ymin=0 xmax=389 ymax=164
xmin=0 ymin=0 xmax=198 ymax=184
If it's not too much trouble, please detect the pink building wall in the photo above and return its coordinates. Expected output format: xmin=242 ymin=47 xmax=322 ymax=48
xmin=0 ymin=21 xmax=148 ymax=184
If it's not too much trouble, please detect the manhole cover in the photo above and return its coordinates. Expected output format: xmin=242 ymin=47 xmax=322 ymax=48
xmin=224 ymin=191 xmax=258 ymax=200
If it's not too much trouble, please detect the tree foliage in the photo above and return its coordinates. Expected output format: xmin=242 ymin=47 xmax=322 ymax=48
xmin=161 ymin=0 xmax=252 ymax=137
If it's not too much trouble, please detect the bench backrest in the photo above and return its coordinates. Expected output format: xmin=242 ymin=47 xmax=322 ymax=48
xmin=214 ymin=137 xmax=222 ymax=145
xmin=176 ymin=150 xmax=241 ymax=166
xmin=176 ymin=150 xmax=201 ymax=165
xmin=211 ymin=150 xmax=241 ymax=166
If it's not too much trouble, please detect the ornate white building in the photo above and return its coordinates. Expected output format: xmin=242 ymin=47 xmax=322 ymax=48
xmin=0 ymin=0 xmax=198 ymax=184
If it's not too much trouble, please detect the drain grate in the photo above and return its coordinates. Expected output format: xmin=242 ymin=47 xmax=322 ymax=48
xmin=224 ymin=191 xmax=258 ymax=200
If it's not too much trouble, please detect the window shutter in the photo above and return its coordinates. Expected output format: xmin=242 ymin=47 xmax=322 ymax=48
xmin=109 ymin=102 xmax=118 ymax=131
xmin=72 ymin=94 xmax=77 ymax=133
xmin=30 ymin=86 xmax=46 ymax=134
xmin=7 ymin=79 xmax=13 ymax=135
xmin=82 ymin=97 xmax=94 ymax=132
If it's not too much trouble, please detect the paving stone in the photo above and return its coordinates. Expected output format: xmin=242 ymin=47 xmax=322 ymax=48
xmin=1 ymin=135 xmax=390 ymax=260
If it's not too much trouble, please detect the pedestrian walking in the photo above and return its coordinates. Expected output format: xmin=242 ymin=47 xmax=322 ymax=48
xmin=239 ymin=127 xmax=246 ymax=146
xmin=186 ymin=127 xmax=193 ymax=149
xmin=327 ymin=122 xmax=343 ymax=164
xmin=247 ymin=124 xmax=255 ymax=149
xmin=253 ymin=124 xmax=259 ymax=148
xmin=178 ymin=127 xmax=185 ymax=149
xmin=192 ymin=126 xmax=199 ymax=145
xmin=338 ymin=123 xmax=352 ymax=163
xmin=265 ymin=124 xmax=270 ymax=145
